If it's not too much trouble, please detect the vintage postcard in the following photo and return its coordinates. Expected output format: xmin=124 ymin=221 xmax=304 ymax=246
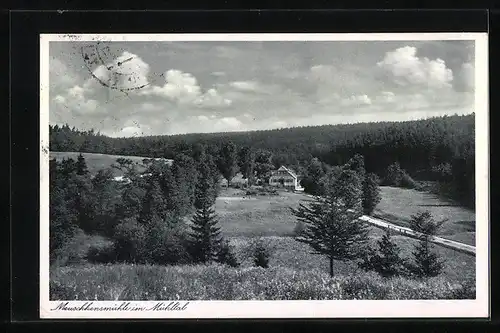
xmin=40 ymin=33 xmax=489 ymax=319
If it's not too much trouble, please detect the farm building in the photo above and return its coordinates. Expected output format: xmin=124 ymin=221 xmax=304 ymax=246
xmin=269 ymin=166 xmax=304 ymax=191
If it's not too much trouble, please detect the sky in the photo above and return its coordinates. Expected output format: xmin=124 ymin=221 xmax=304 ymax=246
xmin=48 ymin=39 xmax=475 ymax=137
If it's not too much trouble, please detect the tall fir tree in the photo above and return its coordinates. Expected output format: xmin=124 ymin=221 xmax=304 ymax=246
xmin=292 ymin=172 xmax=369 ymax=277
xmin=189 ymin=155 xmax=223 ymax=263
xmin=408 ymin=211 xmax=445 ymax=278
xmin=362 ymin=172 xmax=381 ymax=216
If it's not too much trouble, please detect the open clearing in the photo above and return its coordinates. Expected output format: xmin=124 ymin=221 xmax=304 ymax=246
xmin=214 ymin=188 xmax=312 ymax=237
xmin=211 ymin=187 xmax=475 ymax=282
xmin=49 ymin=151 xmax=172 ymax=177
xmin=374 ymin=186 xmax=476 ymax=246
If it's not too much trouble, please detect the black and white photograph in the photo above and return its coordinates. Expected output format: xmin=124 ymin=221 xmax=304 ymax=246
xmin=40 ymin=33 xmax=489 ymax=318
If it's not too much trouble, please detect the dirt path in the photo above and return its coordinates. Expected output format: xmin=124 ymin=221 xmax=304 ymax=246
xmin=358 ymin=215 xmax=476 ymax=256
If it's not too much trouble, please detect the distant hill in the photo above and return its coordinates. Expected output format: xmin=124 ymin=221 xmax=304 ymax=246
xmin=49 ymin=151 xmax=173 ymax=177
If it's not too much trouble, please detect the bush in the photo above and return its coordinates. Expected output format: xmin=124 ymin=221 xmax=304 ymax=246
xmin=145 ymin=223 xmax=193 ymax=265
xmin=216 ymin=240 xmax=240 ymax=267
xmin=400 ymin=171 xmax=418 ymax=189
xmin=51 ymin=230 xmax=103 ymax=266
xmin=113 ymin=218 xmax=147 ymax=263
xmin=252 ymin=240 xmax=271 ymax=268
xmin=86 ymin=242 xmax=117 ymax=264
xmin=293 ymin=221 xmax=307 ymax=237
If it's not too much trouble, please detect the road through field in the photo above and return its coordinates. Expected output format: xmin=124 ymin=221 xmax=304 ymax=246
xmin=357 ymin=215 xmax=476 ymax=256
xmin=301 ymin=193 xmax=476 ymax=256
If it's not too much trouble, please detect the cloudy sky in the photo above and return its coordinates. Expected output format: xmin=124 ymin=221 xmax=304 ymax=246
xmin=49 ymin=39 xmax=475 ymax=137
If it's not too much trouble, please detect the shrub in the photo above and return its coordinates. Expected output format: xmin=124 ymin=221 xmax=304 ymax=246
xmin=293 ymin=221 xmax=307 ymax=237
xmin=400 ymin=171 xmax=418 ymax=189
xmin=245 ymin=189 xmax=259 ymax=196
xmin=252 ymin=240 xmax=271 ymax=268
xmin=86 ymin=242 xmax=117 ymax=264
xmin=145 ymin=222 xmax=193 ymax=265
xmin=51 ymin=230 xmax=97 ymax=266
xmin=216 ymin=240 xmax=240 ymax=267
xmin=113 ymin=218 xmax=147 ymax=263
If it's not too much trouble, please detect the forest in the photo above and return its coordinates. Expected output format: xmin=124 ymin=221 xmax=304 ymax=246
xmin=50 ymin=113 xmax=475 ymax=208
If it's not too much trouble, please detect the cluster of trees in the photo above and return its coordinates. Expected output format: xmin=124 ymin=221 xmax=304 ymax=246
xmin=50 ymin=150 xmax=239 ymax=267
xmin=293 ymin=155 xmax=445 ymax=279
xmin=50 ymin=114 xmax=475 ymax=208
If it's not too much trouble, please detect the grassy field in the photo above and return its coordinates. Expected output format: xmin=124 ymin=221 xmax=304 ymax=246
xmin=213 ymin=188 xmax=312 ymax=237
xmin=49 ymin=151 xmax=173 ymax=177
xmin=374 ymin=186 xmax=476 ymax=246
xmin=50 ymin=263 xmax=475 ymax=301
xmin=206 ymin=187 xmax=475 ymax=283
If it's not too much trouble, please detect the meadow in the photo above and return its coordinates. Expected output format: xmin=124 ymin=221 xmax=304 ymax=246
xmin=374 ymin=186 xmax=476 ymax=246
xmin=50 ymin=263 xmax=475 ymax=301
xmin=49 ymin=151 xmax=173 ymax=177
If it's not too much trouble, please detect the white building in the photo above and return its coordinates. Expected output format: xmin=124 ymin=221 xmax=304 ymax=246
xmin=269 ymin=166 xmax=304 ymax=191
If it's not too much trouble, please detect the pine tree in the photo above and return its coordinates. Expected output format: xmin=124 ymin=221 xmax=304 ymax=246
xmin=408 ymin=211 xmax=445 ymax=278
xmin=362 ymin=172 xmax=381 ymax=215
xmin=345 ymin=153 xmax=366 ymax=179
xmin=329 ymin=169 xmax=363 ymax=212
xmin=76 ymin=153 xmax=89 ymax=175
xmin=188 ymin=156 xmax=224 ymax=263
xmin=188 ymin=205 xmax=223 ymax=263
xmin=358 ymin=228 xmax=406 ymax=277
xmin=292 ymin=171 xmax=369 ymax=277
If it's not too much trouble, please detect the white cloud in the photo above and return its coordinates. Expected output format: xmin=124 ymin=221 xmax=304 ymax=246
xmin=139 ymin=102 xmax=163 ymax=112
xmin=230 ymin=81 xmax=260 ymax=92
xmin=53 ymin=84 xmax=101 ymax=115
xmin=453 ymin=62 xmax=475 ymax=92
xmin=374 ymin=91 xmax=396 ymax=103
xmin=377 ymin=46 xmax=453 ymax=89
xmin=212 ymin=71 xmax=226 ymax=77
xmin=141 ymin=69 xmax=231 ymax=108
xmin=341 ymin=94 xmax=372 ymax=107
xmin=50 ymin=57 xmax=79 ymax=88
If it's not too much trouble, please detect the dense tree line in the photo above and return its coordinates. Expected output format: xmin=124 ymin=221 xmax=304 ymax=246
xmin=50 ymin=150 xmax=238 ymax=267
xmin=50 ymin=114 xmax=475 ymax=208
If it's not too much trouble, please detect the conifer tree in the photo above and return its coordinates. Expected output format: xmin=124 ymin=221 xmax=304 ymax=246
xmin=362 ymin=172 xmax=381 ymax=215
xmin=408 ymin=211 xmax=445 ymax=278
xmin=358 ymin=228 xmax=406 ymax=277
xmin=188 ymin=155 xmax=223 ymax=263
xmin=76 ymin=153 xmax=89 ymax=175
xmin=292 ymin=171 xmax=369 ymax=277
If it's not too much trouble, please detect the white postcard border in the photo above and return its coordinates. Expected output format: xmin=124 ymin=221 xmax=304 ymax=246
xmin=40 ymin=32 xmax=489 ymax=319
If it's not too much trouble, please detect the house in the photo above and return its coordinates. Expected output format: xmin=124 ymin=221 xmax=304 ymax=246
xmin=269 ymin=166 xmax=304 ymax=191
